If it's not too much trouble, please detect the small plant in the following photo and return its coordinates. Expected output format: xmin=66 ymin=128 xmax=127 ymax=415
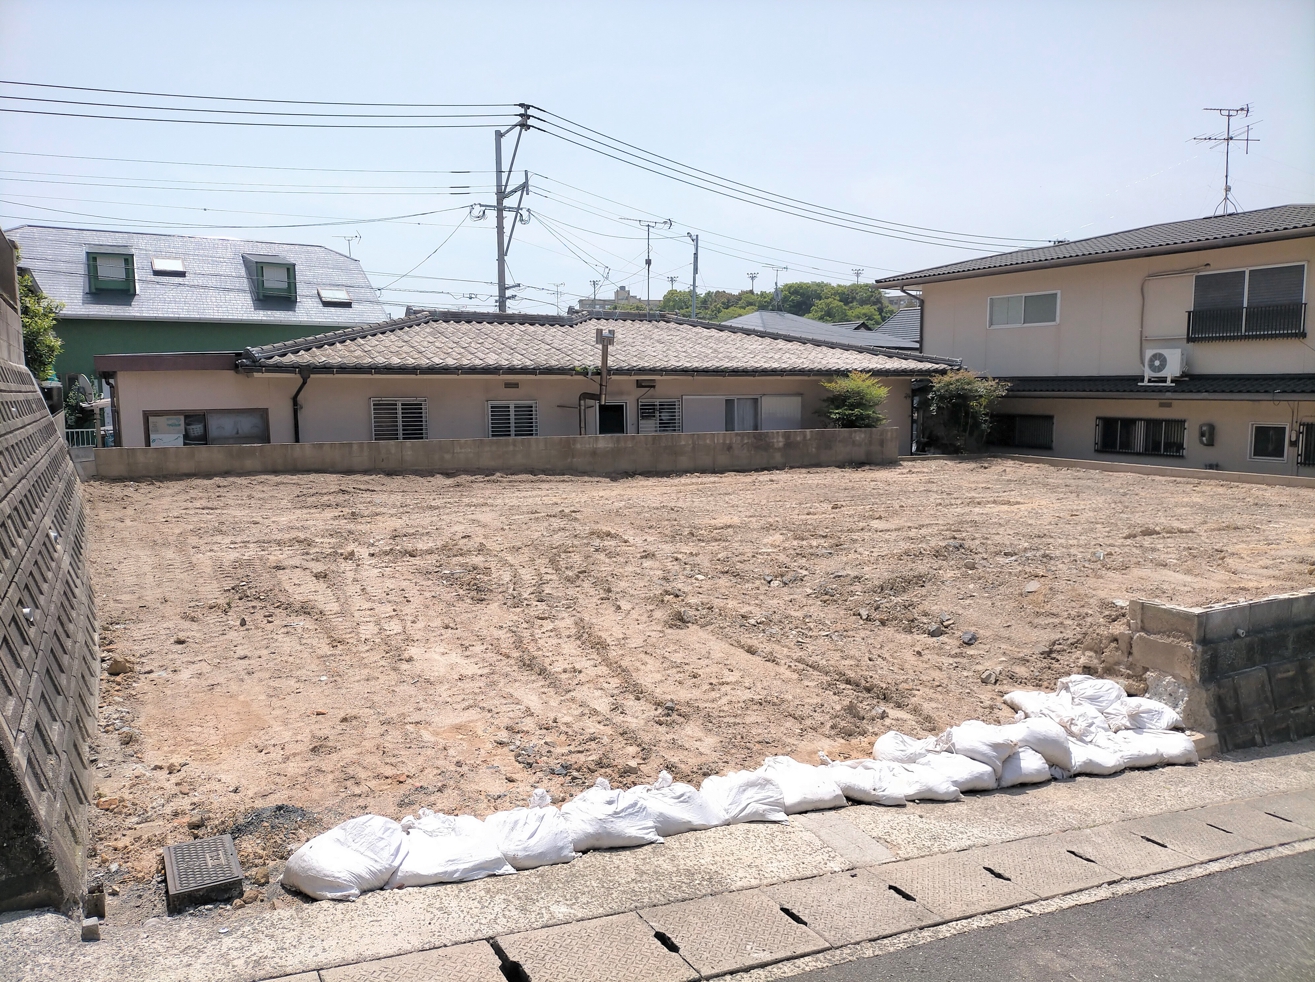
xmin=817 ymin=372 xmax=889 ymax=428
xmin=926 ymin=370 xmax=1010 ymax=452
xmin=16 ymin=246 xmax=64 ymax=380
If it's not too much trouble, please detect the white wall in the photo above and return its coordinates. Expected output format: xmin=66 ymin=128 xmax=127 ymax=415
xmin=114 ymin=372 xmax=918 ymax=452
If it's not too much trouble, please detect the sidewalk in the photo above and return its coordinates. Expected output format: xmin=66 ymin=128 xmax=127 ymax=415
xmin=3 ymin=741 xmax=1313 ymax=982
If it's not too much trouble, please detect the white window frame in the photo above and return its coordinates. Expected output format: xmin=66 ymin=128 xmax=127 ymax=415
xmin=987 ymin=290 xmax=1061 ymax=328
xmin=596 ymin=401 xmax=628 ymax=434
xmin=638 ymin=398 xmax=681 ymax=434
xmin=1194 ymin=261 xmax=1308 ymax=307
xmin=1248 ymin=422 xmax=1289 ymax=462
xmin=370 ymin=398 xmax=428 ymax=441
xmin=487 ymin=400 xmax=538 ymax=438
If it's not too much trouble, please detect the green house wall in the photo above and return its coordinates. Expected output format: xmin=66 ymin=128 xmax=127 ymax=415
xmin=55 ymin=318 xmax=325 ymax=382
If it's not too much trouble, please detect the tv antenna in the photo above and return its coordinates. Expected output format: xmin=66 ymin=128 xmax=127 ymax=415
xmin=333 ymin=233 xmax=362 ymax=258
xmin=1193 ymin=105 xmax=1257 ymax=216
xmin=638 ymin=219 xmax=672 ymax=319
xmin=765 ymin=264 xmax=788 ymax=309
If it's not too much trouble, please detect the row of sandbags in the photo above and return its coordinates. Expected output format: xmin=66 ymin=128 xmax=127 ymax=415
xmin=281 ymin=675 xmax=1197 ymax=901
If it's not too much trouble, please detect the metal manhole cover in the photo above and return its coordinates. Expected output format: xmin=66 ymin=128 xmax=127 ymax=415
xmin=163 ymin=833 xmax=243 ymax=914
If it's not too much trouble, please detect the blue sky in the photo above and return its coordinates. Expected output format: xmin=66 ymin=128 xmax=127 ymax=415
xmin=2 ymin=0 xmax=1312 ymax=315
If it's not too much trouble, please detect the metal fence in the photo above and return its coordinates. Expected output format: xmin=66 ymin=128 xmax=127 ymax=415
xmin=64 ymin=428 xmax=98 ymax=448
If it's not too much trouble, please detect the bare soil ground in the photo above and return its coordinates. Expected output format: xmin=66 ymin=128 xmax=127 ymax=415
xmin=82 ymin=459 xmax=1315 ymax=920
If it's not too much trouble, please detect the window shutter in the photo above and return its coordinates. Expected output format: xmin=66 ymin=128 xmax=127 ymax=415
xmin=639 ymin=399 xmax=681 ymax=433
xmin=1193 ymin=270 xmax=1246 ymax=309
xmin=512 ymin=402 xmax=537 ymax=437
xmin=399 ymin=400 xmax=427 ymax=440
xmin=1246 ymin=265 xmax=1305 ymax=306
xmin=372 ymin=400 xmax=400 ymax=441
xmin=489 ymin=402 xmax=512 ymax=438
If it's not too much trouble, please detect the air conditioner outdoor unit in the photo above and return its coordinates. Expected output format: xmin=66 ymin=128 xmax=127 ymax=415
xmin=1142 ymin=347 xmax=1183 ymax=385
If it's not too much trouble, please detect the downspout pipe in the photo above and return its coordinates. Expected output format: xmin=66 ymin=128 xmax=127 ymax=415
xmin=291 ymin=368 xmax=311 ymax=444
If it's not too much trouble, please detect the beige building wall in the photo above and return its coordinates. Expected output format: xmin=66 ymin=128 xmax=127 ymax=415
xmin=921 ymin=236 xmax=1315 ymax=377
xmin=998 ymin=395 xmax=1315 ymax=476
xmin=114 ymin=370 xmax=917 ymax=452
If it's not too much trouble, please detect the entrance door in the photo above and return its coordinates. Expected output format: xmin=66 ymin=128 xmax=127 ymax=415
xmin=598 ymin=402 xmax=627 ymax=434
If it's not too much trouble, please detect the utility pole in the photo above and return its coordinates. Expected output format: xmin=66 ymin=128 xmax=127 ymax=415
xmin=852 ymin=268 xmax=864 ymax=284
xmin=638 ymin=219 xmax=672 ymax=319
xmin=748 ymin=272 xmax=758 ymax=294
xmin=550 ymin=282 xmax=565 ymax=315
xmin=687 ymin=233 xmax=699 ymax=319
xmin=590 ymin=279 xmax=602 ymax=300
xmin=667 ymin=276 xmax=679 ymax=292
xmin=766 ymin=265 xmax=788 ymax=310
xmin=477 ymin=108 xmax=532 ymax=312
xmin=1193 ymin=105 xmax=1257 ymax=216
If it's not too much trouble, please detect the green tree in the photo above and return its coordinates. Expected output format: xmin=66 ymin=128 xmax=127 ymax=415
xmin=806 ymin=296 xmax=851 ymax=322
xmin=17 ymin=249 xmax=63 ymax=380
xmin=926 ymin=370 xmax=1010 ymax=453
xmin=817 ymin=372 xmax=889 ymax=428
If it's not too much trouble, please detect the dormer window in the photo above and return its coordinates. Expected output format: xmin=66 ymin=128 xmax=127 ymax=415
xmin=151 ymin=257 xmax=186 ymax=276
xmin=243 ymin=254 xmax=297 ymax=301
xmin=317 ymin=287 xmax=352 ymax=307
xmin=87 ymin=252 xmax=135 ymax=294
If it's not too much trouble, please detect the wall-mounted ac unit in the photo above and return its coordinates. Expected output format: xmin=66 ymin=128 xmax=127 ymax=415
xmin=1142 ymin=347 xmax=1183 ymax=386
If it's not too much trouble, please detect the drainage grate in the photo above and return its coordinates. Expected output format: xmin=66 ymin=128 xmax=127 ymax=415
xmin=163 ymin=833 xmax=243 ymax=914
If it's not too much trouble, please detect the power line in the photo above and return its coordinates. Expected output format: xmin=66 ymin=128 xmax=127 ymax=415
xmin=0 ymin=79 xmax=515 ymax=108
xmin=0 ymin=106 xmax=509 ymax=130
xmin=2 ymin=197 xmax=471 ymax=230
xmin=0 ymin=94 xmax=512 ymax=121
xmin=0 ymin=148 xmax=495 ymax=175
xmin=378 ymin=214 xmax=469 ymax=290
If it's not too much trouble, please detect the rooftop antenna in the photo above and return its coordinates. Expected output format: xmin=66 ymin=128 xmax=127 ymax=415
xmin=748 ymin=271 xmax=759 ymax=294
xmin=851 ymin=268 xmax=864 ymax=284
xmin=1193 ymin=105 xmax=1257 ymax=216
xmin=549 ymin=282 xmax=565 ymax=315
xmin=766 ymin=264 xmax=788 ymax=309
xmin=638 ymin=219 xmax=672 ymax=319
xmin=333 ymin=233 xmax=362 ymax=258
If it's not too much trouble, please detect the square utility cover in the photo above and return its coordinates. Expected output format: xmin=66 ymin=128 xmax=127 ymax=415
xmin=163 ymin=834 xmax=243 ymax=914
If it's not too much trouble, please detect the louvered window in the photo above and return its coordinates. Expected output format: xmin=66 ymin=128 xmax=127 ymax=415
xmin=371 ymin=398 xmax=428 ymax=441
xmin=1094 ymin=417 xmax=1185 ymax=457
xmin=488 ymin=401 xmax=538 ymax=438
xmin=638 ymin=399 xmax=681 ymax=433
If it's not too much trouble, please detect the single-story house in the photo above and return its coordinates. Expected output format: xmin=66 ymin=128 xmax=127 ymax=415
xmin=95 ymin=310 xmax=957 ymax=453
xmin=725 ymin=309 xmax=919 ymax=350
xmin=7 ymin=225 xmax=388 ymax=385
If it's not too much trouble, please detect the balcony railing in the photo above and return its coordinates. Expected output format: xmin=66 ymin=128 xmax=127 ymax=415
xmin=1186 ymin=302 xmax=1307 ymax=341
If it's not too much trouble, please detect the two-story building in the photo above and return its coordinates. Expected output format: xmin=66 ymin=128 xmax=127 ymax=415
xmin=875 ymin=204 xmax=1315 ymax=475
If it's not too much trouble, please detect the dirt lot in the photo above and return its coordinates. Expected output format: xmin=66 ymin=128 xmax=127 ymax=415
xmin=82 ymin=459 xmax=1314 ymax=918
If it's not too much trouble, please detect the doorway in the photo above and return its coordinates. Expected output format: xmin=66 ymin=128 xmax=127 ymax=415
xmin=598 ymin=402 xmax=627 ymax=434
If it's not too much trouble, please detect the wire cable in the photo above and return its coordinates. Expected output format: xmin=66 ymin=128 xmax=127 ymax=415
xmin=0 ymin=79 xmax=515 ymax=109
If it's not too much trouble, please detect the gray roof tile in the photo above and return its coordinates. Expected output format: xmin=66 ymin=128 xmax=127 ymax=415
xmin=874 ymin=204 xmax=1315 ymax=287
xmin=6 ymin=225 xmax=388 ymax=326
xmin=242 ymin=310 xmax=953 ymax=375
xmin=725 ymin=309 xmax=919 ymax=349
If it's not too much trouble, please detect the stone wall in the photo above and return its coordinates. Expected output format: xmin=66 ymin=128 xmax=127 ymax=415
xmin=93 ymin=425 xmax=900 ymax=480
xmin=1128 ymin=590 xmax=1315 ymax=753
xmin=0 ymin=244 xmax=100 ymax=912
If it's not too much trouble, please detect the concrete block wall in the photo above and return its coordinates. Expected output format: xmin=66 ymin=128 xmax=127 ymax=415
xmin=1128 ymin=589 xmax=1315 ymax=752
xmin=93 ymin=425 xmax=900 ymax=480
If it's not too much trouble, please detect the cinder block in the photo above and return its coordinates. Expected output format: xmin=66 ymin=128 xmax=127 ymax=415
xmin=1234 ymin=667 xmax=1275 ymax=722
xmin=1260 ymin=711 xmax=1297 ymax=746
xmin=1267 ymin=661 xmax=1309 ymax=712
xmin=1297 ymin=659 xmax=1315 ymax=702
xmin=1131 ymin=634 xmax=1195 ymax=678
xmin=1292 ymin=624 xmax=1315 ymax=659
xmin=1249 ymin=596 xmax=1294 ymax=635
xmin=1209 ymin=678 xmax=1242 ymax=725
xmin=1252 ymin=631 xmax=1293 ymax=668
xmin=1201 ymin=603 xmax=1251 ymax=644
xmin=1203 ymin=638 xmax=1251 ymax=681
xmin=1219 ymin=720 xmax=1262 ymax=752
xmin=1138 ymin=602 xmax=1201 ymax=641
xmin=1289 ymin=705 xmax=1315 ymax=741
xmin=1126 ymin=599 xmax=1143 ymax=634
xmin=1290 ymin=590 xmax=1315 ymax=627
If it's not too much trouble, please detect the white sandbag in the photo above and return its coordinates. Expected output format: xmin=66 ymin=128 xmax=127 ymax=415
xmin=757 ymin=756 xmax=847 ymax=814
xmin=561 ymin=779 xmax=663 ymax=852
xmin=918 ymin=752 xmax=997 ymax=793
xmin=282 ymin=814 xmax=406 ymax=901
xmin=386 ymin=811 xmax=514 ymax=888
xmin=1002 ymin=689 xmax=1055 ymax=717
xmin=1100 ymin=731 xmax=1164 ymax=769
xmin=1059 ymin=675 xmax=1131 ymax=729
xmin=817 ymin=757 xmax=907 ymax=806
xmin=483 ymin=789 xmax=580 ymax=870
xmin=884 ymin=761 xmax=963 ymax=802
xmin=1066 ymin=739 xmax=1126 ymax=776
xmin=624 ymin=771 xmax=724 ymax=836
xmin=1135 ymin=729 xmax=1199 ymax=765
xmin=999 ymin=747 xmax=1052 ymax=788
xmin=937 ymin=721 xmax=1017 ymax=778
xmin=873 ymin=731 xmax=937 ymax=764
xmin=1124 ymin=696 xmax=1184 ymax=732
xmin=999 ymin=717 xmax=1074 ymax=771
xmin=1004 ymin=690 xmax=1110 ymax=743
xmin=700 ymin=770 xmax=788 ymax=824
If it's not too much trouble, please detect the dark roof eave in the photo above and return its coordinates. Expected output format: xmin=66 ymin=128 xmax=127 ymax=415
xmin=873 ymin=225 xmax=1315 ymax=288
xmin=239 ymin=363 xmax=949 ymax=377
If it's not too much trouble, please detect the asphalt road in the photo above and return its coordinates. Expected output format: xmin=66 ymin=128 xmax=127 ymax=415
xmin=788 ymin=851 xmax=1315 ymax=982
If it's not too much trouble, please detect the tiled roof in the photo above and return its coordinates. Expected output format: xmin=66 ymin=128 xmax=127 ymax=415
xmin=241 ymin=309 xmax=954 ymax=375
xmin=1001 ymin=374 xmax=1315 ymax=396
xmin=725 ymin=309 xmax=919 ymax=349
xmin=873 ymin=305 xmax=920 ymax=345
xmin=874 ymin=204 xmax=1315 ymax=287
xmin=6 ymin=225 xmax=387 ymax=326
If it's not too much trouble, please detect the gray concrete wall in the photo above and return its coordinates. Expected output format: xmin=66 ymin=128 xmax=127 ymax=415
xmin=1127 ymin=589 xmax=1315 ymax=753
xmin=94 ymin=425 xmax=900 ymax=479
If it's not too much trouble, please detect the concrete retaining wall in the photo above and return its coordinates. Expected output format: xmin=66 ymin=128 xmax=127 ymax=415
xmin=1128 ymin=589 xmax=1315 ymax=753
xmin=93 ymin=426 xmax=900 ymax=479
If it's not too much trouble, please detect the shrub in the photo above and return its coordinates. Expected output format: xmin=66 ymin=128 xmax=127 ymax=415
xmin=818 ymin=372 xmax=889 ymax=428
xmin=926 ymin=370 xmax=1010 ymax=452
